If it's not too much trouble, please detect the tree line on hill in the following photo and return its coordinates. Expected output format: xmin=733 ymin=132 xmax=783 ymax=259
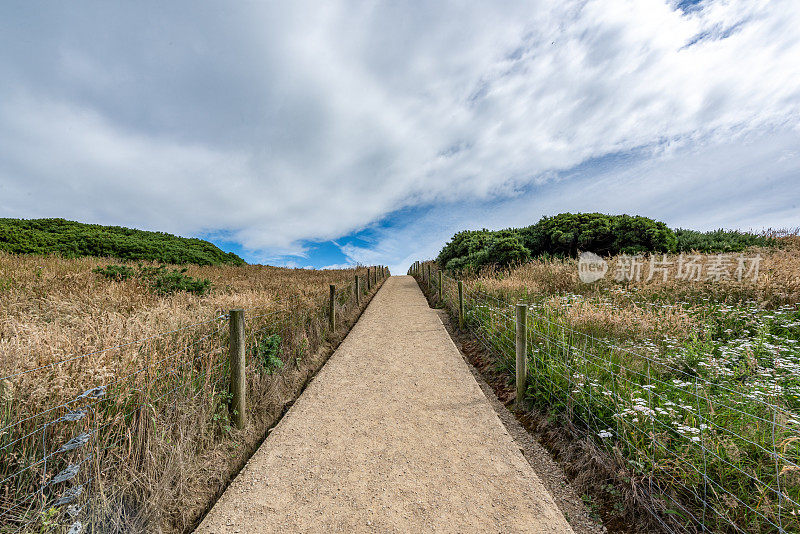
xmin=0 ymin=218 xmax=245 ymax=266
xmin=437 ymin=213 xmax=776 ymax=271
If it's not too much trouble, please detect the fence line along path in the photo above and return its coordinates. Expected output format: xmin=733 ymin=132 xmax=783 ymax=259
xmin=196 ymin=275 xmax=573 ymax=533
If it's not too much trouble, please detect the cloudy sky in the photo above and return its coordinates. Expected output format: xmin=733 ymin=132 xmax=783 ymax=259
xmin=1 ymin=1 xmax=799 ymax=272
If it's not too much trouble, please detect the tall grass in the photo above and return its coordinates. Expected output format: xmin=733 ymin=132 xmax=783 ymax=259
xmin=0 ymin=252 xmax=385 ymax=533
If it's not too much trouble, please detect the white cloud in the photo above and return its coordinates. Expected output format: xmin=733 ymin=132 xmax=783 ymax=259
xmin=371 ymin=128 xmax=800 ymax=273
xmin=0 ymin=0 xmax=798 ymax=265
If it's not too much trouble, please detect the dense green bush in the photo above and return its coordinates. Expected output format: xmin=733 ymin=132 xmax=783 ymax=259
xmin=0 ymin=218 xmax=244 ymax=265
xmin=518 ymin=213 xmax=676 ymax=257
xmin=675 ymin=229 xmax=775 ymax=252
xmin=93 ymin=264 xmax=212 ymax=296
xmin=437 ymin=212 xmax=777 ymax=272
xmin=436 ymin=230 xmax=495 ymax=269
xmin=438 ymin=229 xmax=528 ymax=271
xmin=487 ymin=231 xmax=530 ymax=266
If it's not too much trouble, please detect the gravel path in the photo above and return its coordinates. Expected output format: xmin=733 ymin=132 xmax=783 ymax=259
xmin=196 ymin=275 xmax=574 ymax=533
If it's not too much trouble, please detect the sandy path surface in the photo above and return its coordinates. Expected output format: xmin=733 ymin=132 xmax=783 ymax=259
xmin=196 ymin=275 xmax=573 ymax=533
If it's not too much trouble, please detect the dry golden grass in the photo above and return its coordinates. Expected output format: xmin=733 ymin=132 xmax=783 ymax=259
xmin=466 ymin=237 xmax=800 ymax=343
xmin=0 ymin=252 xmax=387 ymax=533
xmin=0 ymin=253 xmax=364 ymax=375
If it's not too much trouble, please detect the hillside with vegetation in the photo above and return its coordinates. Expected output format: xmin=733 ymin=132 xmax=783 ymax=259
xmin=0 ymin=252 xmax=384 ymax=532
xmin=436 ymin=212 xmax=779 ymax=271
xmin=0 ymin=218 xmax=244 ymax=265
xmin=417 ymin=222 xmax=800 ymax=532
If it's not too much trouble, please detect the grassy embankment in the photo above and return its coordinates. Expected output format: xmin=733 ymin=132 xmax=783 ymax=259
xmin=0 ymin=252 xmax=385 ymax=532
xmin=419 ymin=233 xmax=800 ymax=532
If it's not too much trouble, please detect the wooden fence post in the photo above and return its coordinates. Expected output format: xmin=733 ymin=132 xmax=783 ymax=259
xmin=229 ymin=309 xmax=246 ymax=429
xmin=354 ymin=274 xmax=360 ymax=305
xmin=367 ymin=267 xmax=371 ymax=291
xmin=427 ymin=264 xmax=431 ymax=286
xmin=515 ymin=304 xmax=527 ymax=409
xmin=458 ymin=280 xmax=464 ymax=329
xmin=329 ymin=284 xmax=336 ymax=331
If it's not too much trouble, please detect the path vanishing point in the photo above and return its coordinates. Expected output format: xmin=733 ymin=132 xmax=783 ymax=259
xmin=196 ymin=275 xmax=574 ymax=533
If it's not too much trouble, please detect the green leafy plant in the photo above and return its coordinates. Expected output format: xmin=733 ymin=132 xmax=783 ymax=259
xmin=93 ymin=264 xmax=137 ymax=282
xmin=140 ymin=265 xmax=212 ymax=296
xmin=252 ymin=334 xmax=284 ymax=375
xmin=93 ymin=264 xmax=212 ymax=296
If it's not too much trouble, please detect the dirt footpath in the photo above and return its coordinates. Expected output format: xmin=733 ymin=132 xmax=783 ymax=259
xmin=196 ymin=275 xmax=574 ymax=533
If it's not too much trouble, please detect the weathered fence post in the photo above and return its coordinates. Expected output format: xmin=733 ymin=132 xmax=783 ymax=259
xmin=229 ymin=309 xmax=246 ymax=429
xmin=367 ymin=267 xmax=371 ymax=291
xmin=354 ymin=274 xmax=360 ymax=305
xmin=458 ymin=280 xmax=464 ymax=329
xmin=427 ymin=264 xmax=431 ymax=286
xmin=438 ymin=270 xmax=442 ymax=301
xmin=515 ymin=304 xmax=527 ymax=409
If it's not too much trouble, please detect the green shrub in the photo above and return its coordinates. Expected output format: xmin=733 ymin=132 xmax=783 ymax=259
xmin=0 ymin=218 xmax=245 ymax=265
xmin=438 ymin=229 xmax=529 ymax=271
xmin=519 ymin=213 xmax=676 ymax=257
xmin=252 ymin=334 xmax=284 ymax=375
xmin=142 ymin=266 xmax=212 ymax=296
xmin=675 ymin=229 xmax=776 ymax=252
xmin=436 ymin=213 xmax=778 ymax=272
xmin=93 ymin=264 xmax=212 ymax=296
xmin=486 ymin=232 xmax=530 ymax=267
xmin=92 ymin=264 xmax=137 ymax=282
xmin=437 ymin=230 xmax=496 ymax=270
xmin=439 ymin=213 xmax=678 ymax=271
